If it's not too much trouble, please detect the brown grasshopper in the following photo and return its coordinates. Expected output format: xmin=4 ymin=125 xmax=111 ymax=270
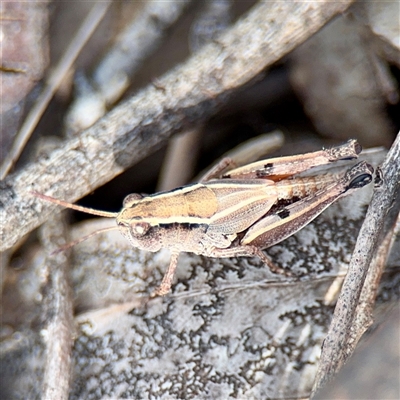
xmin=34 ymin=140 xmax=373 ymax=296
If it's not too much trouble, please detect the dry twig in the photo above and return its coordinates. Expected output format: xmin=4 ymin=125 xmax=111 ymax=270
xmin=157 ymin=0 xmax=232 ymax=190
xmin=0 ymin=2 xmax=111 ymax=179
xmin=66 ymin=0 xmax=193 ymax=134
xmin=39 ymin=213 xmax=74 ymax=400
xmin=312 ymin=131 xmax=400 ymax=396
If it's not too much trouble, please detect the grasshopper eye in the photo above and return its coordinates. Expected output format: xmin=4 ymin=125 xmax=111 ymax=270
xmin=130 ymin=221 xmax=150 ymax=237
xmin=123 ymin=193 xmax=143 ymax=207
xmin=347 ymin=162 xmax=374 ymax=189
xmin=349 ymin=173 xmax=372 ymax=189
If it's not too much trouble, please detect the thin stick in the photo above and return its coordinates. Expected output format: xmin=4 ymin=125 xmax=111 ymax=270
xmin=157 ymin=0 xmax=232 ymax=191
xmin=157 ymin=128 xmax=203 ymax=191
xmin=40 ymin=213 xmax=74 ymax=400
xmin=31 ymin=191 xmax=118 ymax=218
xmin=0 ymin=2 xmax=111 ymax=179
xmin=311 ymin=131 xmax=400 ymax=396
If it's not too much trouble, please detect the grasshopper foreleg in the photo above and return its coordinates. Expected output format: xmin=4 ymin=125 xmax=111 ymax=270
xmin=201 ymin=245 xmax=291 ymax=276
xmin=151 ymin=251 xmax=180 ymax=297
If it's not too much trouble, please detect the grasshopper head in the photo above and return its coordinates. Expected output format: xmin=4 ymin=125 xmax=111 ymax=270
xmin=116 ymin=203 xmax=162 ymax=253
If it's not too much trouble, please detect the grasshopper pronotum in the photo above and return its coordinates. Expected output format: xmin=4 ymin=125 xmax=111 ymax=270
xmin=34 ymin=140 xmax=373 ymax=296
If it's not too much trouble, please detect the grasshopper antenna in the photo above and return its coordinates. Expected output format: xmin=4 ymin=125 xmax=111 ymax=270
xmin=31 ymin=191 xmax=119 ymax=218
xmin=31 ymin=191 xmax=120 ymax=253
xmin=52 ymin=225 xmax=119 ymax=254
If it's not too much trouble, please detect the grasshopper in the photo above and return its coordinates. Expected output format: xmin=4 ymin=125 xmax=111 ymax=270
xmin=34 ymin=140 xmax=373 ymax=296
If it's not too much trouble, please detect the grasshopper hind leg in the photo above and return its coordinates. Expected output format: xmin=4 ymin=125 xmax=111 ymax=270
xmin=224 ymin=139 xmax=362 ymax=180
xmin=204 ymin=245 xmax=292 ymax=276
